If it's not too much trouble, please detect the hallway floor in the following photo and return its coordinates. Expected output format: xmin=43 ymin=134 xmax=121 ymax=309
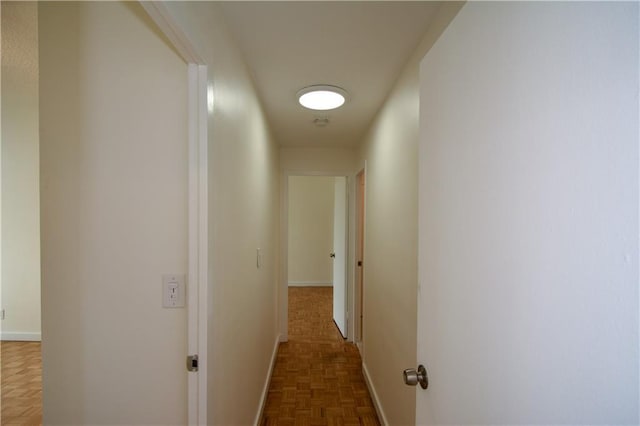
xmin=261 ymin=287 xmax=380 ymax=426
xmin=1 ymin=341 xmax=42 ymax=425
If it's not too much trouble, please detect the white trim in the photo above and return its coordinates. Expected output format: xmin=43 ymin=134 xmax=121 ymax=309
xmin=186 ymin=63 xmax=209 ymax=426
xmin=279 ymin=173 xmax=289 ymax=342
xmin=139 ymin=2 xmax=204 ymax=65
xmin=281 ymin=170 xmax=357 ymax=343
xmin=362 ymin=361 xmax=389 ymax=426
xmin=254 ymin=334 xmax=281 ymax=426
xmin=347 ymin=171 xmax=357 ymax=345
xmin=1 ymin=332 xmax=41 ymax=341
xmin=288 ymin=281 xmax=333 ymax=287
xmin=187 ymin=63 xmax=199 ymax=426
xmin=195 ymin=64 xmax=209 ymax=426
xmin=354 ymin=162 xmax=367 ymax=352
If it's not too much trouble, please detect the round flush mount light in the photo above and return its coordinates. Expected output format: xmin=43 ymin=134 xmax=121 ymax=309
xmin=297 ymin=85 xmax=347 ymax=111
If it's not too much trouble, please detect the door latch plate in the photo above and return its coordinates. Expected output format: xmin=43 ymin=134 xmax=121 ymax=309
xmin=187 ymin=354 xmax=198 ymax=372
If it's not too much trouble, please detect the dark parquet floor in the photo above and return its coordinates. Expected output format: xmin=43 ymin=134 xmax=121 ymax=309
xmin=261 ymin=287 xmax=380 ymax=426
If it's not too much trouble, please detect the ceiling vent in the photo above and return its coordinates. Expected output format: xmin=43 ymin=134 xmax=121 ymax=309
xmin=313 ymin=117 xmax=330 ymax=127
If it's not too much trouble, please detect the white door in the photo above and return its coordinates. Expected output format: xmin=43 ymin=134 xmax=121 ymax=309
xmin=332 ymin=176 xmax=348 ymax=337
xmin=416 ymin=2 xmax=638 ymax=425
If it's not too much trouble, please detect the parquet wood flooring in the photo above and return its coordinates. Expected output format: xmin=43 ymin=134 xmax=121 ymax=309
xmin=261 ymin=287 xmax=380 ymax=426
xmin=1 ymin=341 xmax=42 ymax=426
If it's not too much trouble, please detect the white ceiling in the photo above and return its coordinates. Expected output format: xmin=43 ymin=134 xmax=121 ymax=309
xmin=219 ymin=1 xmax=442 ymax=148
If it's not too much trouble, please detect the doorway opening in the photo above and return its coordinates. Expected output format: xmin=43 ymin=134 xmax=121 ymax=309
xmin=286 ymin=175 xmax=348 ymax=338
xmin=263 ymin=171 xmax=379 ymax=424
xmin=1 ymin=3 xmax=43 ymax=424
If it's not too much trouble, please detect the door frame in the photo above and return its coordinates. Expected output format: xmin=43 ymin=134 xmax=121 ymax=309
xmin=280 ymin=170 xmax=357 ymax=343
xmin=139 ymin=3 xmax=208 ymax=425
xmin=332 ymin=176 xmax=349 ymax=338
xmin=354 ymin=166 xmax=366 ymax=352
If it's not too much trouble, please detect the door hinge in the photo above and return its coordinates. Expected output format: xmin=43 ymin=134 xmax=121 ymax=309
xmin=187 ymin=354 xmax=199 ymax=372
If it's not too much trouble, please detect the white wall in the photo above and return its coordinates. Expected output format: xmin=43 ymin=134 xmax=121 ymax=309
xmin=288 ymin=176 xmax=334 ymax=286
xmin=1 ymin=1 xmax=41 ymax=341
xmin=281 ymin=147 xmax=357 ymax=174
xmin=418 ymin=2 xmax=638 ymax=424
xmin=355 ymin=3 xmax=463 ymax=425
xmin=162 ymin=3 xmax=280 ymax=425
xmin=39 ymin=2 xmax=188 ymax=424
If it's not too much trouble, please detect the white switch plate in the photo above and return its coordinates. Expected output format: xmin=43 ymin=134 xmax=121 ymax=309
xmin=163 ymin=274 xmax=185 ymax=308
xmin=256 ymin=248 xmax=262 ymax=268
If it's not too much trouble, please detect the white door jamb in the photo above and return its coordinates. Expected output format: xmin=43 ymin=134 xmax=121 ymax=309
xmin=280 ymin=171 xmax=357 ymax=343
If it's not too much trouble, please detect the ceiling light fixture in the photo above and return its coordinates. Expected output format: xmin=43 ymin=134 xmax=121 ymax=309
xmin=297 ymin=85 xmax=347 ymax=111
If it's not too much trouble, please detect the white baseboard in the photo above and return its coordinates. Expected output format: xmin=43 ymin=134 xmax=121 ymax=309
xmin=1 ymin=331 xmax=41 ymax=341
xmin=254 ymin=333 xmax=281 ymax=426
xmin=288 ymin=281 xmax=332 ymax=287
xmin=362 ymin=361 xmax=389 ymax=426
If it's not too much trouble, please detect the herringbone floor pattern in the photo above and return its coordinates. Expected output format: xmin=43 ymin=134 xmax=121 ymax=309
xmin=261 ymin=287 xmax=380 ymax=426
xmin=1 ymin=341 xmax=42 ymax=426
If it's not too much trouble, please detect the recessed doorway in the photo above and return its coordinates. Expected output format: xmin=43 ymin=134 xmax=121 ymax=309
xmin=286 ymin=175 xmax=348 ymax=338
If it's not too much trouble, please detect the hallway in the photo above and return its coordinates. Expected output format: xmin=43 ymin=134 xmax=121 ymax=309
xmin=261 ymin=287 xmax=379 ymax=426
xmin=16 ymin=2 xmax=638 ymax=424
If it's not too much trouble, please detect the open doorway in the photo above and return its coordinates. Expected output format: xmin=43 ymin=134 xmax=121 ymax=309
xmin=264 ymin=174 xmax=379 ymax=425
xmin=1 ymin=2 xmax=42 ymax=343
xmin=1 ymin=2 xmax=43 ymax=424
xmin=287 ymin=175 xmax=348 ymax=338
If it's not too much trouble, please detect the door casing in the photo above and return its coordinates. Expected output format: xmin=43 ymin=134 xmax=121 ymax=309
xmin=280 ymin=170 xmax=357 ymax=343
xmin=354 ymin=168 xmax=366 ymax=351
xmin=332 ymin=176 xmax=348 ymax=337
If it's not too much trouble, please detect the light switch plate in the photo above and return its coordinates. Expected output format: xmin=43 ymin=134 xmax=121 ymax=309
xmin=163 ymin=274 xmax=185 ymax=308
